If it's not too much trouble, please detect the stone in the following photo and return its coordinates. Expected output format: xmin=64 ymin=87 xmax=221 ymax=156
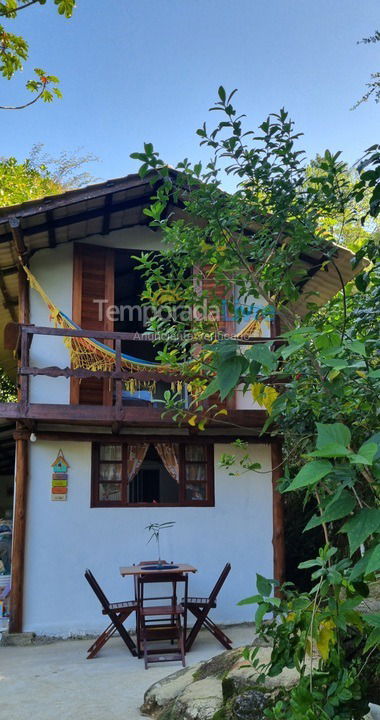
xmin=171 ymin=677 xmax=223 ymax=720
xmin=369 ymin=704 xmax=380 ymax=720
xmin=1 ymin=632 xmax=35 ymax=646
xmin=225 ymin=646 xmax=299 ymax=692
xmin=232 ymin=689 xmax=268 ymax=720
xmin=141 ymin=664 xmax=202 ymax=716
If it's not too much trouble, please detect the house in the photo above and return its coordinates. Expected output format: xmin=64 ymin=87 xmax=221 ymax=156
xmin=0 ymin=173 xmax=360 ymax=637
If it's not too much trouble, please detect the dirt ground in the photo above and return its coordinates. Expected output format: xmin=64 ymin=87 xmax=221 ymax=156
xmin=0 ymin=625 xmax=253 ymax=720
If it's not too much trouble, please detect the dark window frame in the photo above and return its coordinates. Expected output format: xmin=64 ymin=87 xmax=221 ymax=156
xmin=91 ymin=442 xmax=214 ymax=508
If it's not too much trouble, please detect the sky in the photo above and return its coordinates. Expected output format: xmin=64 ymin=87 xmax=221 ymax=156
xmin=1 ymin=0 xmax=379 ymax=187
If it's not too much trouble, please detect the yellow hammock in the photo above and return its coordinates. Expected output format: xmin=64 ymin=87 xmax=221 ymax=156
xmin=23 ymin=265 xmax=260 ymax=390
xmin=22 ymin=265 xmax=185 ymax=394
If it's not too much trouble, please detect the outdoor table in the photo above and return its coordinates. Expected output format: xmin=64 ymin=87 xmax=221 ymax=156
xmin=119 ymin=563 xmax=197 ymax=660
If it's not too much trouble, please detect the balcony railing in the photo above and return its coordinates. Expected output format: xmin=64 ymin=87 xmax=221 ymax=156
xmin=0 ymin=323 xmax=280 ymax=427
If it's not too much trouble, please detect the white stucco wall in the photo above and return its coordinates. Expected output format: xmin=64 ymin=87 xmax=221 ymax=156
xmin=24 ymin=440 xmax=273 ymax=636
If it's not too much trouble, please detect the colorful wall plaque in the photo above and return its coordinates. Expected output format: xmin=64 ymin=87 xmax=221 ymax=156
xmin=51 ymin=449 xmax=69 ymax=501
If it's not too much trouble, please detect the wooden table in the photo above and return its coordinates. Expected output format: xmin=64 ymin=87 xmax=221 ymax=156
xmin=120 ymin=563 xmax=197 ymax=577
xmin=120 ymin=563 xmax=197 ymax=665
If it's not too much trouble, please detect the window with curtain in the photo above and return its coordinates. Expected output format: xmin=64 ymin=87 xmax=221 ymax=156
xmin=91 ymin=442 xmax=214 ymax=507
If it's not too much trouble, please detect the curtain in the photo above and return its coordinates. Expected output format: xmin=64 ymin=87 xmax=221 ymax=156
xmin=155 ymin=443 xmax=179 ymax=483
xmin=126 ymin=444 xmax=149 ymax=483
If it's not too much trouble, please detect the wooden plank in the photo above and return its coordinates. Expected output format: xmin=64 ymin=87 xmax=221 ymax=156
xmin=20 ymin=366 xmax=183 ymax=383
xmin=271 ymin=440 xmax=285 ymax=590
xmin=23 ymin=324 xmax=156 ymax=342
xmin=9 ymin=438 xmax=28 ymax=633
xmin=0 ymin=402 xmax=267 ymax=426
xmin=14 ymin=429 xmax=275 ymax=444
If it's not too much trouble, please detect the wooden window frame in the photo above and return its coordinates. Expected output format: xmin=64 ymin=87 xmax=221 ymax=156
xmin=91 ymin=441 xmax=214 ymax=508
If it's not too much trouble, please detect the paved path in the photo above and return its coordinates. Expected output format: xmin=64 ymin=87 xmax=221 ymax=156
xmin=0 ymin=626 xmax=252 ymax=720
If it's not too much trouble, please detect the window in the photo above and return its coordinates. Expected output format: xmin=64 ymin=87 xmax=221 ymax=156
xmin=91 ymin=442 xmax=214 ymax=507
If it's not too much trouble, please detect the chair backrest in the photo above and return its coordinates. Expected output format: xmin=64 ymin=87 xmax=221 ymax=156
xmin=84 ymin=569 xmax=110 ymax=613
xmin=209 ymin=563 xmax=231 ymax=604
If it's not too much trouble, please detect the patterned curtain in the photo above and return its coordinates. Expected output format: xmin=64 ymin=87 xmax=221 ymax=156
xmin=155 ymin=443 xmax=179 ymax=483
xmin=126 ymin=444 xmax=149 ymax=483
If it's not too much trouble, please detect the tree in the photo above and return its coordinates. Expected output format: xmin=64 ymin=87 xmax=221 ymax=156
xmin=0 ymin=145 xmax=96 ymax=400
xmin=0 ymin=145 xmax=97 ymax=205
xmin=0 ymin=0 xmax=76 ymax=109
xmin=130 ymin=89 xmax=380 ymax=717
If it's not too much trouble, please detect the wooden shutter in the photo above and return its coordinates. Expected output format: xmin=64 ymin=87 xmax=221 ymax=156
xmin=71 ymin=243 xmax=114 ymax=405
xmin=193 ymin=265 xmax=236 ymax=410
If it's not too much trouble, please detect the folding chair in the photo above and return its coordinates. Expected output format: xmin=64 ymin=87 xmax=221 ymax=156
xmin=137 ymin=571 xmax=187 ymax=669
xmin=185 ymin=563 xmax=232 ymax=652
xmin=84 ymin=569 xmax=137 ymax=659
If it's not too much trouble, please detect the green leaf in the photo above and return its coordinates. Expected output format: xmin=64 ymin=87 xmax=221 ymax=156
xmin=350 ymin=544 xmax=380 ymax=580
xmin=256 ymin=573 xmax=272 ymax=597
xmin=363 ymin=612 xmax=380 ymax=629
xmin=285 ymin=460 xmax=332 ymax=492
xmin=349 ymin=442 xmax=377 ymax=466
xmin=307 ymin=443 xmax=352 ymax=458
xmin=217 ymin=356 xmax=244 ymax=400
xmin=237 ymin=594 xmax=262 ymax=606
xmin=316 ymin=423 xmax=351 ymax=449
xmin=255 ymin=602 xmax=269 ymax=629
xmin=246 ymin=343 xmax=276 ymax=372
xmin=364 ymin=627 xmax=380 ymax=652
xmin=345 ymin=340 xmax=367 ymax=356
xmin=304 ymin=490 xmax=356 ymax=531
xmin=340 ymin=508 xmax=380 ymax=555
xmin=218 ymin=86 xmax=226 ymax=102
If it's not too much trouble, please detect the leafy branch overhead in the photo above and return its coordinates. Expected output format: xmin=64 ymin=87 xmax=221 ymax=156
xmin=0 ymin=0 xmax=76 ymax=109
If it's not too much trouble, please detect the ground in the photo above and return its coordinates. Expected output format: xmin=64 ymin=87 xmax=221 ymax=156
xmin=0 ymin=625 xmax=252 ymax=720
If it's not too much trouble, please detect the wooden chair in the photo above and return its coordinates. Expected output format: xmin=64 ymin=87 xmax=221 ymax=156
xmin=84 ymin=569 xmax=137 ymax=659
xmin=185 ymin=563 xmax=232 ymax=652
xmin=137 ymin=571 xmax=187 ymax=669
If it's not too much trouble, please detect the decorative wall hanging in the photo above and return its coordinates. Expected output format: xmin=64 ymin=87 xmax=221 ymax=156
xmin=51 ymin=449 xmax=69 ymax=501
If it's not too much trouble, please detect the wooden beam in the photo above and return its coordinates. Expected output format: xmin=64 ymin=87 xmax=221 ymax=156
xmin=271 ymin=440 xmax=285 ymax=590
xmin=0 ymin=269 xmax=17 ymax=322
xmin=23 ymin=324 xmax=157 ymax=342
xmin=0 ymin=401 xmax=267 ymax=428
xmin=46 ymin=210 xmax=56 ymax=248
xmin=14 ymin=429 xmax=274 ymax=444
xmin=101 ymin=193 xmax=113 ymax=235
xmin=9 ymin=217 xmax=28 ymax=262
xmin=20 ymin=365 xmax=183 ymax=383
xmin=0 ymin=193 xmax=154 ymax=244
xmin=9 ymin=437 xmax=28 ymax=633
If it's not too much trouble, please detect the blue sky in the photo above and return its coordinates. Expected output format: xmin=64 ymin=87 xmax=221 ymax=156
xmin=2 ymin=0 xmax=379 ymax=186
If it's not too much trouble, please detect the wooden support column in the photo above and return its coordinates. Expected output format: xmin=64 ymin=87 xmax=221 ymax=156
xmin=9 ymin=250 xmax=30 ymax=633
xmin=9 ymin=438 xmax=28 ymax=633
xmin=271 ymin=440 xmax=285 ymax=588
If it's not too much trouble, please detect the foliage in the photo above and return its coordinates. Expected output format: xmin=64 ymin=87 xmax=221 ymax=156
xmin=354 ymin=30 xmax=380 ymax=108
xmin=131 ymin=88 xmax=380 ymax=716
xmin=0 ymin=145 xmax=97 ymax=205
xmin=0 ymin=0 xmax=75 ymax=109
xmin=0 ymin=369 xmax=16 ymax=401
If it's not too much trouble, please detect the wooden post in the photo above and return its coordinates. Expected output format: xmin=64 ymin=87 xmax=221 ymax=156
xmin=9 ymin=259 xmax=30 ymax=633
xmin=9 ymin=438 xmax=28 ymax=633
xmin=271 ymin=440 xmax=285 ymax=588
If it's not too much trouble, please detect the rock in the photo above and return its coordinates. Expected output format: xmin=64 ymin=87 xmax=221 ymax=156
xmin=171 ymin=677 xmax=223 ymax=720
xmin=232 ymin=690 xmax=268 ymax=720
xmin=1 ymin=632 xmax=35 ymax=646
xmin=225 ymin=646 xmax=299 ymax=692
xmin=192 ymin=648 xmax=242 ymax=681
xmin=141 ymin=663 xmax=202 ymax=716
xmin=369 ymin=704 xmax=380 ymax=720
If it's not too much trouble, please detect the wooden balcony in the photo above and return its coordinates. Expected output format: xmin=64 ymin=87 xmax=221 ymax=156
xmin=0 ymin=324 xmax=269 ymax=431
